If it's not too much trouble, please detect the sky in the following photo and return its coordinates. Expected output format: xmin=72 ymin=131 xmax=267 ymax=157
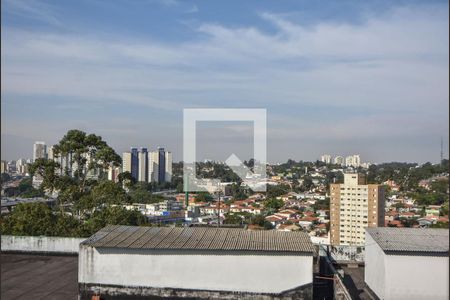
xmin=1 ymin=0 xmax=449 ymax=164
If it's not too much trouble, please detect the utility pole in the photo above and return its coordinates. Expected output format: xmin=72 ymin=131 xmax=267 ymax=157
xmin=440 ymin=136 xmax=444 ymax=164
xmin=217 ymin=188 xmax=221 ymax=228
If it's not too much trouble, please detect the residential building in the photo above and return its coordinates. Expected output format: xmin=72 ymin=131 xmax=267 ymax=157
xmin=365 ymin=228 xmax=448 ymax=300
xmin=148 ymin=150 xmax=159 ymax=182
xmin=130 ymin=147 xmax=139 ymax=180
xmin=157 ymin=147 xmax=166 ymax=182
xmin=138 ymin=147 xmax=148 ymax=182
xmin=47 ymin=146 xmax=54 ymax=160
xmin=32 ymin=141 xmax=47 ymax=187
xmin=165 ymin=150 xmax=172 ymax=182
xmin=426 ymin=205 xmax=441 ymax=216
xmin=320 ymin=154 xmax=332 ymax=164
xmin=108 ymin=166 xmax=121 ymax=183
xmin=15 ymin=159 xmax=28 ymax=175
xmin=33 ymin=141 xmax=47 ymax=161
xmin=148 ymin=147 xmax=172 ymax=183
xmin=345 ymin=154 xmax=361 ymax=168
xmin=122 ymin=152 xmax=132 ymax=174
xmin=330 ymin=173 xmax=385 ymax=246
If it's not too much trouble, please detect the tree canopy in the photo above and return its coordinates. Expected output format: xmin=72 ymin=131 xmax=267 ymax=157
xmin=1 ymin=129 xmax=150 ymax=238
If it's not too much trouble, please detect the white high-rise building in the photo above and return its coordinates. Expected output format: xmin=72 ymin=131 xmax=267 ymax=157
xmin=148 ymin=151 xmax=159 ymax=183
xmin=345 ymin=154 xmax=361 ymax=168
xmin=138 ymin=148 xmax=148 ymax=182
xmin=47 ymin=146 xmax=54 ymax=160
xmin=345 ymin=155 xmax=354 ymax=167
xmin=148 ymin=148 xmax=172 ymax=183
xmin=320 ymin=154 xmax=332 ymax=164
xmin=32 ymin=141 xmax=47 ymax=187
xmin=108 ymin=166 xmax=121 ymax=183
xmin=165 ymin=151 xmax=173 ymax=183
xmin=16 ymin=159 xmax=28 ymax=175
xmin=122 ymin=152 xmax=132 ymax=174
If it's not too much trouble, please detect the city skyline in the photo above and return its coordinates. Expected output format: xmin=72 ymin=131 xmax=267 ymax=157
xmin=1 ymin=139 xmax=448 ymax=166
xmin=2 ymin=0 xmax=449 ymax=163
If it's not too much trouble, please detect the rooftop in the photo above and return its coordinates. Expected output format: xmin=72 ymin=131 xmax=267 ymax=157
xmin=366 ymin=227 xmax=449 ymax=255
xmin=1 ymin=253 xmax=78 ymax=299
xmin=82 ymin=225 xmax=315 ymax=253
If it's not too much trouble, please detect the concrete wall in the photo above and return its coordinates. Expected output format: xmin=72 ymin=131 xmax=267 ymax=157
xmin=384 ymin=254 xmax=448 ymax=300
xmin=1 ymin=235 xmax=85 ymax=254
xmin=364 ymin=232 xmax=386 ymax=299
xmin=334 ymin=274 xmax=352 ymax=300
xmin=79 ymin=246 xmax=313 ymax=294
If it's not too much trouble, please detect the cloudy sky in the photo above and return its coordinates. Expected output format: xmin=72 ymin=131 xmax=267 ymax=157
xmin=1 ymin=0 xmax=449 ymax=164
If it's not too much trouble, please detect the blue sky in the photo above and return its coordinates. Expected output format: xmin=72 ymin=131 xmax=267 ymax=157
xmin=1 ymin=0 xmax=449 ymax=163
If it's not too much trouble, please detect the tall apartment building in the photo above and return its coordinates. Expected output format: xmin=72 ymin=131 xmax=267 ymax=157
xmin=108 ymin=166 xmax=121 ymax=183
xmin=32 ymin=141 xmax=47 ymax=187
xmin=33 ymin=141 xmax=47 ymax=161
xmin=138 ymin=148 xmax=148 ymax=182
xmin=16 ymin=159 xmax=28 ymax=175
xmin=122 ymin=152 xmax=132 ymax=174
xmin=123 ymin=147 xmax=172 ymax=183
xmin=148 ymin=148 xmax=172 ymax=183
xmin=165 ymin=151 xmax=172 ymax=183
xmin=320 ymin=154 xmax=332 ymax=164
xmin=345 ymin=154 xmax=361 ymax=168
xmin=130 ymin=147 xmax=139 ymax=180
xmin=330 ymin=173 xmax=384 ymax=246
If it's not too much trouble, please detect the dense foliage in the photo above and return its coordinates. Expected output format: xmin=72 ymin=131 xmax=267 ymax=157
xmin=0 ymin=130 xmax=154 ymax=238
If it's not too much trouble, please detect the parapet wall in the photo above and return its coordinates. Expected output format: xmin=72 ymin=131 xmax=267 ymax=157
xmin=1 ymin=235 xmax=85 ymax=254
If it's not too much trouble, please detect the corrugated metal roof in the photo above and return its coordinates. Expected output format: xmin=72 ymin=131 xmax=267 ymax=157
xmin=82 ymin=225 xmax=314 ymax=253
xmin=366 ymin=227 xmax=449 ymax=255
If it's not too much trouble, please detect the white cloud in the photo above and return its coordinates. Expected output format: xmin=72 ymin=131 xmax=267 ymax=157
xmin=3 ymin=0 xmax=62 ymax=26
xmin=185 ymin=4 xmax=198 ymax=14
xmin=1 ymin=3 xmax=448 ymax=162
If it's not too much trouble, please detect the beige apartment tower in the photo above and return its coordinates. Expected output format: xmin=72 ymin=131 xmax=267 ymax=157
xmin=122 ymin=152 xmax=132 ymax=174
xmin=330 ymin=173 xmax=384 ymax=246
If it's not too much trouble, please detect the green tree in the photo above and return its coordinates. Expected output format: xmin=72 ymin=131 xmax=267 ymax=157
xmin=53 ymin=213 xmax=82 ymax=237
xmin=28 ymin=158 xmax=60 ymax=193
xmin=223 ymin=213 xmax=243 ymax=225
xmin=90 ymin=180 xmax=130 ymax=208
xmin=267 ymin=184 xmax=290 ymax=198
xmin=1 ymin=173 xmax=11 ymax=184
xmin=51 ymin=129 xmax=121 ymax=192
xmin=264 ymin=198 xmax=284 ymax=211
xmin=1 ymin=203 xmax=54 ymax=236
xmin=80 ymin=206 xmax=147 ymax=236
xmin=195 ymin=192 xmax=213 ymax=202
xmin=118 ymin=171 xmax=136 ymax=189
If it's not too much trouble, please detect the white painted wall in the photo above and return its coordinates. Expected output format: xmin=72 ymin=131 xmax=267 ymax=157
xmin=365 ymin=233 xmax=386 ymax=299
xmin=79 ymin=246 xmax=313 ymax=294
xmin=365 ymin=233 xmax=449 ymax=300
xmin=384 ymin=254 xmax=448 ymax=300
xmin=1 ymin=235 xmax=85 ymax=254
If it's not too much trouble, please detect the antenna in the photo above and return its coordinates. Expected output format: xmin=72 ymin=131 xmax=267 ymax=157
xmin=440 ymin=136 xmax=444 ymax=163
